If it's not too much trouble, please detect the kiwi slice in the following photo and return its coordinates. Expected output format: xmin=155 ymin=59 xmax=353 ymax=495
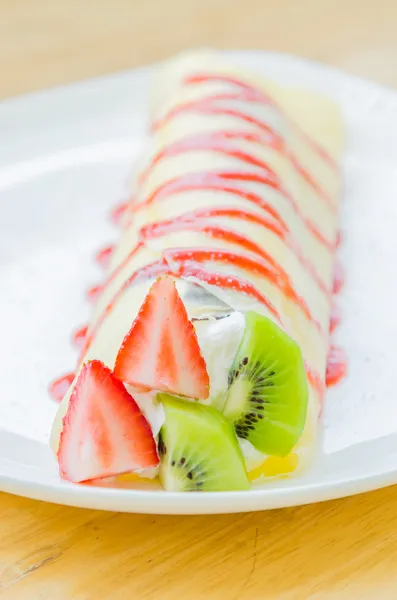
xmin=157 ymin=394 xmax=250 ymax=492
xmin=223 ymin=311 xmax=308 ymax=457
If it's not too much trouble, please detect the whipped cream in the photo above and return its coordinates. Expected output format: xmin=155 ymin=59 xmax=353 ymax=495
xmin=194 ymin=311 xmax=245 ymax=405
xmin=126 ymin=386 xmax=165 ymax=438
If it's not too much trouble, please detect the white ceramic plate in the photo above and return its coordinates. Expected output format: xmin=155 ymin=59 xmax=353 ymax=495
xmin=1 ymin=50 xmax=397 ymax=514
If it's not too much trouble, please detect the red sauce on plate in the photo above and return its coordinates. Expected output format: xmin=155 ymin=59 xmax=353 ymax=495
xmin=72 ymin=325 xmax=88 ymax=350
xmin=333 ymin=260 xmax=344 ymax=294
xmin=95 ymin=245 xmax=114 ymax=269
xmin=111 ymin=202 xmax=128 ymax=226
xmin=48 ymin=372 xmax=75 ymax=403
xmin=329 ymin=304 xmax=342 ymax=333
xmin=87 ymin=284 xmax=103 ymax=303
xmin=326 ymin=345 xmax=347 ymax=387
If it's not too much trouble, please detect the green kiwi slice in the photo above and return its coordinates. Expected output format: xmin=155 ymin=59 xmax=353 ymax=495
xmin=157 ymin=394 xmax=250 ymax=492
xmin=223 ymin=311 xmax=308 ymax=457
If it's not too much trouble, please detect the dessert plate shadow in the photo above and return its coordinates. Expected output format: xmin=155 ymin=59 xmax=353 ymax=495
xmin=1 ymin=50 xmax=396 ymax=514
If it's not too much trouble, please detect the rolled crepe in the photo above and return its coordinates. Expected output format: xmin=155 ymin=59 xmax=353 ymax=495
xmin=51 ymin=50 xmax=343 ymax=480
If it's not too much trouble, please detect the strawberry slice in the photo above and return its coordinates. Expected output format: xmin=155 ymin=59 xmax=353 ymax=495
xmin=114 ymin=276 xmax=210 ymax=399
xmin=58 ymin=360 xmax=158 ymax=483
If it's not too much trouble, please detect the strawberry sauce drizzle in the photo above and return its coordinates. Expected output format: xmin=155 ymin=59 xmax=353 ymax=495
xmin=133 ymin=170 xmax=335 ymax=251
xmin=111 ymin=202 xmax=128 ymax=226
xmin=142 ymin=206 xmax=287 ymax=238
xmin=326 ymin=345 xmax=347 ymax=387
xmin=329 ymin=304 xmax=341 ymax=333
xmin=333 ymin=260 xmax=344 ymax=294
xmin=156 ymin=224 xmax=284 ymax=273
xmin=305 ymin=363 xmax=326 ymax=400
xmin=95 ymin=245 xmax=114 ymax=269
xmin=182 ymin=73 xmax=338 ymax=171
xmin=139 ymin=130 xmax=335 ymax=212
xmin=72 ymin=325 xmax=88 ymax=350
xmin=90 ymin=241 xmax=144 ymax=305
xmin=142 ymin=132 xmax=282 ymax=185
xmin=176 ymin=264 xmax=281 ymax=322
xmin=81 ymin=251 xmax=287 ymax=362
xmin=326 ymin=255 xmax=347 ymax=387
xmin=87 ymin=284 xmax=103 ymax=303
xmin=93 ymin=226 xmax=322 ymax=336
xmin=165 ymin=247 xmax=322 ymax=333
xmin=140 ymin=207 xmax=330 ymax=295
xmin=152 ymin=98 xmax=285 ymax=137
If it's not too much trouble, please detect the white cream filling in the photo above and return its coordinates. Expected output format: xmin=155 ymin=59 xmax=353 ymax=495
xmin=126 ymin=387 xmax=165 ymax=439
xmin=194 ymin=311 xmax=245 ymax=404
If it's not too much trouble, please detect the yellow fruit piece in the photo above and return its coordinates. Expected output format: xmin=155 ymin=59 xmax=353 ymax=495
xmin=117 ymin=473 xmax=142 ymax=483
xmin=117 ymin=473 xmax=157 ymax=485
xmin=248 ymin=453 xmax=299 ymax=482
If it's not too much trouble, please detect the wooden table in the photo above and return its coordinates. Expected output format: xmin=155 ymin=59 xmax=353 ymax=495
xmin=1 ymin=1 xmax=397 ymax=597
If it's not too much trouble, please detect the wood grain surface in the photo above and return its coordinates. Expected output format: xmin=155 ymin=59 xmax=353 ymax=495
xmin=1 ymin=1 xmax=397 ymax=598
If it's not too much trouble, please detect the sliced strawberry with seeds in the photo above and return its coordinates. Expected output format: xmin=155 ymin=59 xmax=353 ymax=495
xmin=58 ymin=360 xmax=158 ymax=483
xmin=114 ymin=276 xmax=210 ymax=399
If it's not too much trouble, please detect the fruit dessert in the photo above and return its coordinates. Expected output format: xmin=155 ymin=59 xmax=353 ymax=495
xmin=50 ymin=50 xmax=343 ymax=491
